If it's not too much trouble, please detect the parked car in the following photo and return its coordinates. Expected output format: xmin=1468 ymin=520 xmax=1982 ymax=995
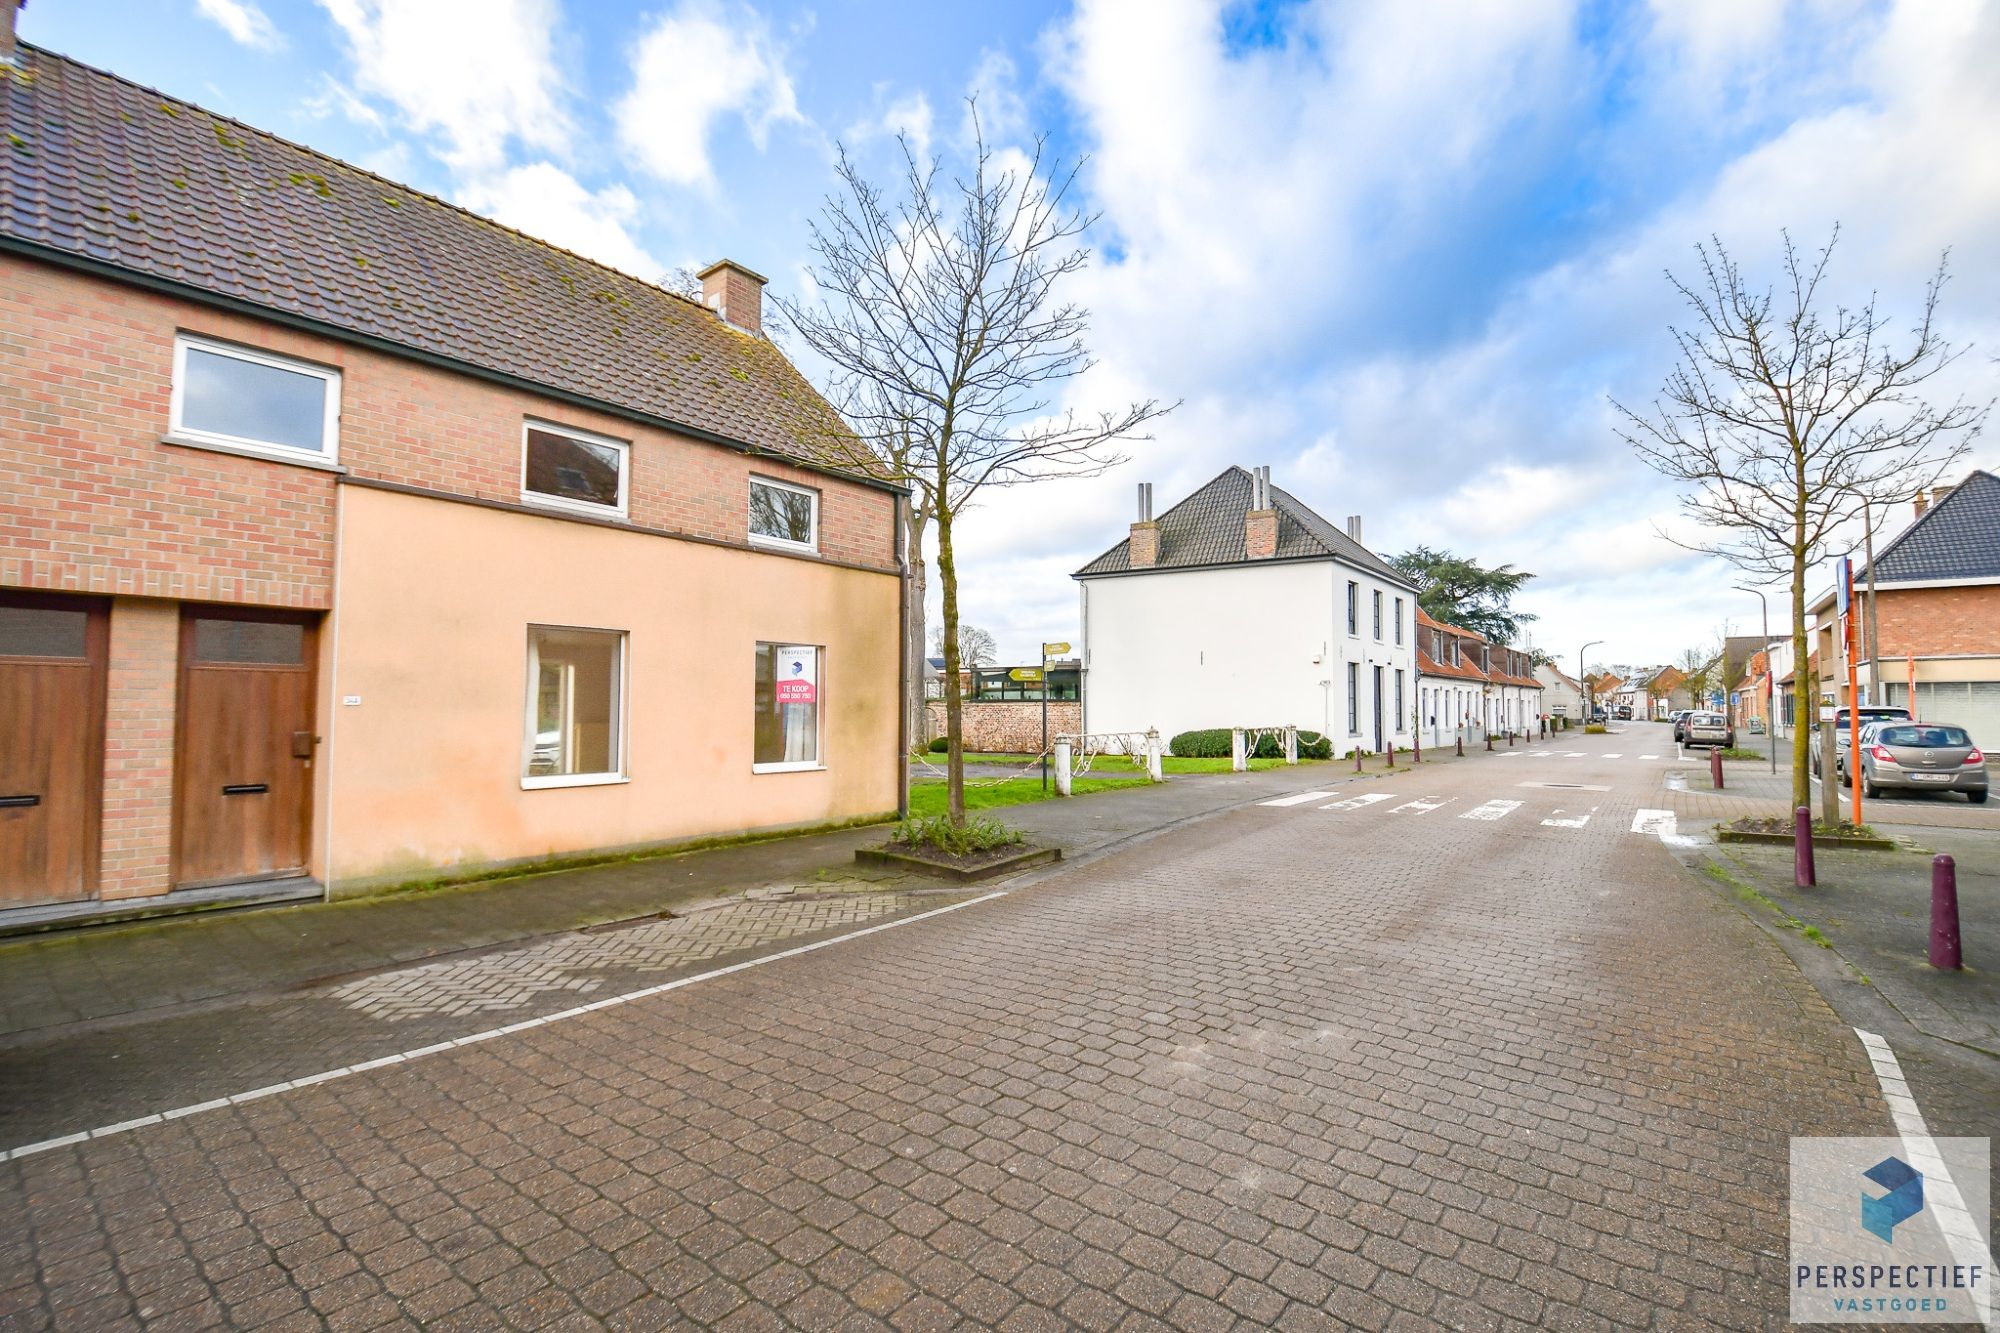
xmin=1615 ymin=705 xmax=1633 ymax=720
xmin=1858 ymin=723 xmax=1988 ymax=803
xmin=1669 ymin=709 xmax=1695 ymax=742
xmin=1683 ymin=712 xmax=1734 ymax=748
xmin=1589 ymin=708 xmax=1608 ymax=723
xmin=1813 ymin=706 xmax=1915 ymax=779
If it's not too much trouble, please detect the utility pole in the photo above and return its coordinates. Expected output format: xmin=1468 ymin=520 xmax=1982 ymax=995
xmin=1579 ymin=640 xmax=1602 ymax=722
xmin=1735 ymin=587 xmax=1776 ymax=777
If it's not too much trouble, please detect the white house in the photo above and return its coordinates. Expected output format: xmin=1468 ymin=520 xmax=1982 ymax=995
xmin=1075 ymin=467 xmax=1420 ymax=756
xmin=1535 ymin=661 xmax=1585 ymax=722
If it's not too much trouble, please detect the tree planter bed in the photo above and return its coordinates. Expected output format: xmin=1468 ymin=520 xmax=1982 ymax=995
xmin=855 ymin=843 xmax=1062 ymax=882
xmin=1715 ymin=818 xmax=1896 ymax=852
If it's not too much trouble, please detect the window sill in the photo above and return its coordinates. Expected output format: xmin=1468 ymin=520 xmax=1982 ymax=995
xmin=161 ymin=433 xmax=346 ymax=473
xmin=521 ymin=773 xmax=630 ymax=790
xmin=752 ymin=762 xmax=827 ymax=774
xmin=748 ymin=534 xmax=821 ymax=557
xmin=521 ymin=493 xmax=629 ymax=522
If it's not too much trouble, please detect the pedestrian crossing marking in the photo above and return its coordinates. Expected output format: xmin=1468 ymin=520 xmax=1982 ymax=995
xmin=1389 ymin=796 xmax=1453 ymax=815
xmin=1603 ymin=753 xmax=1622 ymax=759
xmin=1258 ymin=790 xmax=1340 ymax=807
xmin=1640 ymin=754 xmax=1658 ymax=759
xmin=1461 ymin=800 xmax=1521 ymax=821
xmin=1541 ymin=808 xmax=1594 ymax=828
xmin=1319 ymin=792 xmax=1395 ymax=811
xmin=1631 ymin=808 xmax=1676 ymax=836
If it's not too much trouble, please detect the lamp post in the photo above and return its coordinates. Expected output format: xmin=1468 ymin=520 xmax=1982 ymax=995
xmin=1734 ymin=586 xmax=1776 ymax=776
xmin=1579 ymin=640 xmax=1602 ymax=723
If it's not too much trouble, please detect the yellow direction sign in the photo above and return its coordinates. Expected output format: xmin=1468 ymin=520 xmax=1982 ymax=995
xmin=1009 ymin=667 xmax=1045 ymax=683
xmin=1041 ymin=642 xmax=1071 ymax=656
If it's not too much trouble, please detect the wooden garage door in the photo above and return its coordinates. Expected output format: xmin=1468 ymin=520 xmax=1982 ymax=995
xmin=0 ymin=593 xmax=107 ymax=909
xmin=173 ymin=610 xmax=319 ymax=888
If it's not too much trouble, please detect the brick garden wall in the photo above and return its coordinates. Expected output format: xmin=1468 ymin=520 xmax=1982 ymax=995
xmin=925 ymin=701 xmax=1083 ymax=754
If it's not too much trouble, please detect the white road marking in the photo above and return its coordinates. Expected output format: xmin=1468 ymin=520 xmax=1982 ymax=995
xmin=0 ymin=890 xmax=1011 ymax=1163
xmin=1603 ymin=753 xmax=1622 ymax=759
xmin=1461 ymin=800 xmax=1521 ymax=821
xmin=1639 ymin=754 xmax=1658 ymax=760
xmin=1258 ymin=790 xmax=1340 ymax=807
xmin=1563 ymin=752 xmax=1585 ymax=758
xmin=1319 ymin=792 xmax=1395 ymax=811
xmin=1494 ymin=751 xmax=1522 ymax=758
xmin=1541 ymin=808 xmax=1594 ymax=828
xmin=1389 ymin=796 xmax=1453 ymax=815
xmin=1853 ymin=1029 xmax=1994 ymax=1328
xmin=1630 ymin=808 xmax=1676 ymax=836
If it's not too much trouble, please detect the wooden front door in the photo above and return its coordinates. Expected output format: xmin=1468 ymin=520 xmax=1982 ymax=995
xmin=174 ymin=610 xmax=319 ymax=888
xmin=0 ymin=593 xmax=107 ymax=909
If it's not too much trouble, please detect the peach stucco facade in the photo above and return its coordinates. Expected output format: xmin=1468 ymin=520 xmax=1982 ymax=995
xmin=322 ymin=484 xmax=902 ymax=894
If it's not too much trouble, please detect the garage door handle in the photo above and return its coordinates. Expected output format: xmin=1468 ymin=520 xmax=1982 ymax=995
xmin=0 ymin=794 xmax=38 ymax=808
xmin=222 ymin=783 xmax=269 ymax=796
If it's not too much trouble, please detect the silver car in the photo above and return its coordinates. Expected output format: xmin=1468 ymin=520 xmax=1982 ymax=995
xmin=1859 ymin=723 xmax=1989 ymax=803
xmin=1683 ymin=712 xmax=1733 ymax=748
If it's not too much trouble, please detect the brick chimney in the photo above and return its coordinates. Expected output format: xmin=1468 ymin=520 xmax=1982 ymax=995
xmin=1915 ymin=493 xmax=1929 ymax=518
xmin=1245 ymin=466 xmax=1277 ymax=560
xmin=1128 ymin=482 xmax=1158 ymax=569
xmin=2 ymin=1 xmax=24 ymax=67
xmin=697 ymin=259 xmax=766 ymax=335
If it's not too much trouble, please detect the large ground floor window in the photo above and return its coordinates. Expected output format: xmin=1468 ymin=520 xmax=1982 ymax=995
xmin=755 ymin=643 xmax=822 ymax=771
xmin=525 ymin=626 xmax=625 ymax=786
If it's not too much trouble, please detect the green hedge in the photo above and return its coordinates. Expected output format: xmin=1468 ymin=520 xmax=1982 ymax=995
xmin=1168 ymin=728 xmax=1332 ymax=760
xmin=927 ymin=736 xmax=950 ymax=753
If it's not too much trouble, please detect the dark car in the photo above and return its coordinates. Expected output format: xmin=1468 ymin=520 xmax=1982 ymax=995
xmin=1813 ymin=705 xmax=1915 ymax=779
xmin=1589 ymin=708 xmax=1608 ymax=723
xmin=1670 ymin=709 xmax=1696 ymax=743
xmin=1615 ymin=705 xmax=1633 ymax=720
xmin=1683 ymin=712 xmax=1734 ymax=748
xmin=1859 ymin=724 xmax=1988 ymax=803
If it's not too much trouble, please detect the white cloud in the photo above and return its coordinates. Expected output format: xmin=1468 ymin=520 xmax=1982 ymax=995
xmin=315 ymin=0 xmax=570 ymax=174
xmin=615 ymin=0 xmax=803 ymax=190
xmin=845 ymin=86 xmax=934 ymax=160
xmin=304 ymin=75 xmax=385 ymax=132
xmin=457 ymin=163 xmax=660 ymax=280
xmin=195 ymin=0 xmax=284 ymax=50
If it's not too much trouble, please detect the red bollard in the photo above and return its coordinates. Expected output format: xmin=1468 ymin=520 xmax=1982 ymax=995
xmin=1794 ymin=805 xmax=1815 ymax=888
xmin=1930 ymin=855 xmax=1962 ymax=971
xmin=1485 ymin=730 xmax=1493 ymax=751
xmin=1710 ymin=748 xmax=1724 ymax=790
xmin=1385 ymin=743 xmax=1394 ymax=769
xmin=1354 ymin=747 xmax=1362 ymax=773
xmin=1456 ymin=736 xmax=1464 ymax=757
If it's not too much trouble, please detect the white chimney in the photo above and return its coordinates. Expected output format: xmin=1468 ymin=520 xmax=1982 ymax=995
xmin=1346 ymin=515 xmax=1363 ymax=544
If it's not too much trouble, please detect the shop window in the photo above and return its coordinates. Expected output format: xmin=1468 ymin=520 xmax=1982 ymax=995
xmin=524 ymin=626 xmax=625 ymax=786
xmin=523 ymin=422 xmax=629 ymax=516
xmin=755 ymin=643 xmax=822 ymax=770
xmin=749 ymin=477 xmax=819 ymax=551
xmin=169 ymin=334 xmax=340 ymax=464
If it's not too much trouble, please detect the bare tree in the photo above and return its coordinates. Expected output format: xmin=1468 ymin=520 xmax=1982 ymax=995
xmin=1617 ymin=228 xmax=1984 ymax=807
xmin=779 ymin=109 xmax=1172 ymax=824
xmin=1674 ymin=646 xmax=1716 ymax=711
xmin=932 ymin=623 xmax=997 ymax=671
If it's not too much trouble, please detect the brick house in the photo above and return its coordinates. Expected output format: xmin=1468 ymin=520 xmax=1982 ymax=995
xmin=1415 ymin=610 xmax=1487 ymax=750
xmin=0 ymin=37 xmax=907 ymax=920
xmin=1809 ymin=471 xmax=2000 ymax=737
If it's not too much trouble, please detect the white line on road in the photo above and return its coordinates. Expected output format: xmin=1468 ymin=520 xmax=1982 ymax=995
xmin=1389 ymin=796 xmax=1454 ymax=815
xmin=0 ymin=890 xmax=1011 ymax=1163
xmin=1640 ymin=754 xmax=1658 ymax=760
xmin=1461 ymin=800 xmax=1521 ymax=821
xmin=1541 ymin=808 xmax=1594 ymax=828
xmin=1630 ymin=808 xmax=1676 ymax=836
xmin=1258 ymin=790 xmax=1340 ymax=807
xmin=1853 ymin=1029 xmax=1994 ymax=1328
xmin=1603 ymin=753 xmax=1622 ymax=759
xmin=1319 ymin=792 xmax=1395 ymax=811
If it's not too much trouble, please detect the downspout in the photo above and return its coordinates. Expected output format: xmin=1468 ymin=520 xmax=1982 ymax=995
xmin=895 ymin=493 xmax=910 ymax=820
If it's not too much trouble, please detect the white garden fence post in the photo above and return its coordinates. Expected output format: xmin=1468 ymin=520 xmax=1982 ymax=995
xmin=1230 ymin=729 xmax=1246 ymax=772
xmin=1284 ymin=726 xmax=1298 ymax=764
xmin=1054 ymin=739 xmax=1073 ymax=796
xmin=1146 ymin=730 xmax=1163 ymax=782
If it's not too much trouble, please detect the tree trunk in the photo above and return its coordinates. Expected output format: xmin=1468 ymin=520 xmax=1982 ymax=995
xmin=1789 ymin=550 xmax=1812 ymax=810
xmin=935 ymin=497 xmax=967 ymax=825
xmin=904 ymin=510 xmax=929 ymax=751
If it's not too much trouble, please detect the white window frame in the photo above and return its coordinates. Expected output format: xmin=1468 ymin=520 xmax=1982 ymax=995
xmin=520 ymin=420 xmax=631 ymax=520
xmin=520 ymin=624 xmax=630 ymax=790
xmin=753 ymin=642 xmax=826 ymax=773
xmin=167 ymin=333 xmax=342 ymax=468
xmin=1372 ymin=589 xmax=1383 ymax=640
xmin=747 ymin=475 xmax=820 ymax=554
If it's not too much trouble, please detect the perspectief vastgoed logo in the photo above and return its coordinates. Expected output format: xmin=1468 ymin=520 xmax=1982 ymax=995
xmin=1790 ymin=1137 xmax=1992 ymax=1324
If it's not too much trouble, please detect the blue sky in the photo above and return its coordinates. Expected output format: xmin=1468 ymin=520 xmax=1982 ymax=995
xmin=32 ymin=0 xmax=2000 ymax=671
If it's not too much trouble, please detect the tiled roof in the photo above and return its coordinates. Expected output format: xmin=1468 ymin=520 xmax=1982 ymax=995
xmin=1871 ymin=471 xmax=2000 ymax=583
xmin=0 ymin=46 xmax=877 ymax=481
xmin=1074 ymin=467 xmax=1415 ymax=585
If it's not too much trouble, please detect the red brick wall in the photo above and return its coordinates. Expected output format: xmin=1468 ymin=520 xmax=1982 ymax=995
xmin=99 ymin=598 xmax=178 ymax=899
xmin=1874 ymin=586 xmax=2000 ymax=657
xmin=0 ymin=255 xmax=898 ymax=607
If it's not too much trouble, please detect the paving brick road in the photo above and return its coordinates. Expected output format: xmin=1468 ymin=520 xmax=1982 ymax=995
xmin=0 ymin=734 xmax=1931 ymax=1329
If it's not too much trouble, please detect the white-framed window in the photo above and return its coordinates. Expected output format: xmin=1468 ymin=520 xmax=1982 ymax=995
xmin=1372 ymin=589 xmax=1383 ymax=640
xmin=522 ymin=421 xmax=630 ymax=518
xmin=748 ymin=476 xmax=819 ymax=552
xmin=1346 ymin=662 xmax=1360 ymax=735
xmin=1394 ymin=598 xmax=1404 ymax=645
xmin=755 ymin=643 xmax=823 ymax=771
xmin=1345 ymin=582 xmax=1359 ymax=635
xmin=522 ymin=625 xmax=627 ymax=788
xmin=168 ymin=333 xmax=341 ymax=466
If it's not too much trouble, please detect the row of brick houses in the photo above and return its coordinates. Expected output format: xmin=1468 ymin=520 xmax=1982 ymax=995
xmin=1413 ymin=610 xmax=1545 ymax=750
xmin=0 ymin=38 xmax=907 ymax=921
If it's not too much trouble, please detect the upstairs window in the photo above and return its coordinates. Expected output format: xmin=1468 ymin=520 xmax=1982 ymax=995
xmin=1372 ymin=590 xmax=1383 ymax=639
xmin=522 ymin=422 xmax=629 ymax=517
xmin=749 ymin=477 xmax=819 ymax=552
xmin=1394 ymin=598 xmax=1404 ymax=645
xmin=170 ymin=334 xmax=340 ymax=465
xmin=1345 ymin=582 xmax=1359 ymax=635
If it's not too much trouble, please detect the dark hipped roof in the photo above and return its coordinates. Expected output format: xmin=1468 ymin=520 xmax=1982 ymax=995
xmin=1074 ymin=466 xmax=1414 ymax=586
xmin=0 ymin=46 xmax=878 ymax=482
xmin=1871 ymin=471 xmax=2000 ymax=583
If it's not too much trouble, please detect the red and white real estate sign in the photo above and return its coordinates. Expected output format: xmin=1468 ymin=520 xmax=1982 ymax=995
xmin=775 ymin=646 xmax=817 ymax=704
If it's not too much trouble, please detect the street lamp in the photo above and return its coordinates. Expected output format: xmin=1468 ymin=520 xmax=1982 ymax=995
xmin=1735 ymin=585 xmax=1777 ymax=776
xmin=1579 ymin=640 xmax=1602 ymax=723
